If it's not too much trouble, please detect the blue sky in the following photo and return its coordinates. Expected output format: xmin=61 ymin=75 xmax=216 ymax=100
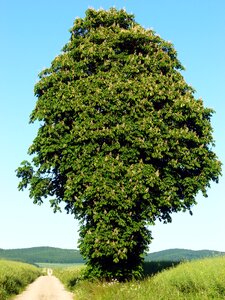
xmin=0 ymin=0 xmax=224 ymax=252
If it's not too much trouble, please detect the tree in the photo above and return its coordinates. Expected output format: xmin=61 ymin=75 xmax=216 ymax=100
xmin=16 ymin=8 xmax=221 ymax=281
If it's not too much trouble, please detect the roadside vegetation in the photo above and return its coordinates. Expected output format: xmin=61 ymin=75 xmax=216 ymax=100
xmin=54 ymin=256 xmax=225 ymax=299
xmin=0 ymin=260 xmax=41 ymax=300
xmin=54 ymin=264 xmax=86 ymax=289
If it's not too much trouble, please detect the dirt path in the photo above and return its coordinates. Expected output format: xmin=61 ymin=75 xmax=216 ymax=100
xmin=14 ymin=269 xmax=74 ymax=300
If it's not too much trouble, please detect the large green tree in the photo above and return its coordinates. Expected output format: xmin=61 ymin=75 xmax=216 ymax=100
xmin=16 ymin=8 xmax=221 ymax=280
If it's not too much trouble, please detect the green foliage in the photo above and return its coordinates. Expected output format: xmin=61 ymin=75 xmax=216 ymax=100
xmin=0 ymin=246 xmax=84 ymax=264
xmin=16 ymin=7 xmax=221 ymax=281
xmin=0 ymin=260 xmax=41 ymax=300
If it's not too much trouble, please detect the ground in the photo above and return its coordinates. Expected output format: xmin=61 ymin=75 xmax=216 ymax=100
xmin=14 ymin=269 xmax=73 ymax=300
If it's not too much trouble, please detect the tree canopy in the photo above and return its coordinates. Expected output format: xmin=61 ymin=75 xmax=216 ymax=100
xmin=16 ymin=8 xmax=221 ymax=280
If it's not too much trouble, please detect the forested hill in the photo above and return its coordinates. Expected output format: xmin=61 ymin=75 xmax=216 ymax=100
xmin=146 ymin=248 xmax=225 ymax=262
xmin=0 ymin=247 xmax=84 ymax=263
xmin=0 ymin=247 xmax=224 ymax=264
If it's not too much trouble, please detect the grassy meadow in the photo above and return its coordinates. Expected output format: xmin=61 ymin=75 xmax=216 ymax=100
xmin=54 ymin=256 xmax=225 ymax=300
xmin=0 ymin=260 xmax=41 ymax=300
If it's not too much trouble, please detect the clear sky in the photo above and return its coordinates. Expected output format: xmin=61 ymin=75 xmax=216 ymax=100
xmin=0 ymin=0 xmax=224 ymax=253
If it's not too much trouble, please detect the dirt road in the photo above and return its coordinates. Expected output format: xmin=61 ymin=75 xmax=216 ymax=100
xmin=14 ymin=269 xmax=74 ymax=300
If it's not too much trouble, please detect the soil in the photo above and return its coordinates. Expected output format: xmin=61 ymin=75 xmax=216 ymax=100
xmin=14 ymin=269 xmax=74 ymax=300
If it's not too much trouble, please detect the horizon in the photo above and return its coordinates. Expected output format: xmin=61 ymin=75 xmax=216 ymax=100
xmin=1 ymin=245 xmax=225 ymax=254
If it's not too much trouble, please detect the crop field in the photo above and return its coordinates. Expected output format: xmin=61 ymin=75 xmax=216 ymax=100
xmin=0 ymin=260 xmax=41 ymax=300
xmin=36 ymin=262 xmax=84 ymax=269
xmin=54 ymin=256 xmax=225 ymax=300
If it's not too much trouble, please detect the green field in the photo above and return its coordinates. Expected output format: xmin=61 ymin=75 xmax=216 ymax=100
xmin=37 ymin=262 xmax=84 ymax=268
xmin=54 ymin=256 xmax=225 ymax=300
xmin=0 ymin=260 xmax=41 ymax=300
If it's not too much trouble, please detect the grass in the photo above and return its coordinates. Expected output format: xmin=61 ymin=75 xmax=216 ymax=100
xmin=0 ymin=259 xmax=41 ymax=300
xmin=54 ymin=256 xmax=225 ymax=300
xmin=151 ymin=256 xmax=225 ymax=299
xmin=53 ymin=264 xmax=86 ymax=288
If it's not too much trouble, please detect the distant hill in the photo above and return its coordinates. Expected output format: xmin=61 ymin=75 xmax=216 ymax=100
xmin=146 ymin=248 xmax=225 ymax=262
xmin=0 ymin=247 xmax=84 ymax=264
xmin=0 ymin=247 xmax=224 ymax=264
